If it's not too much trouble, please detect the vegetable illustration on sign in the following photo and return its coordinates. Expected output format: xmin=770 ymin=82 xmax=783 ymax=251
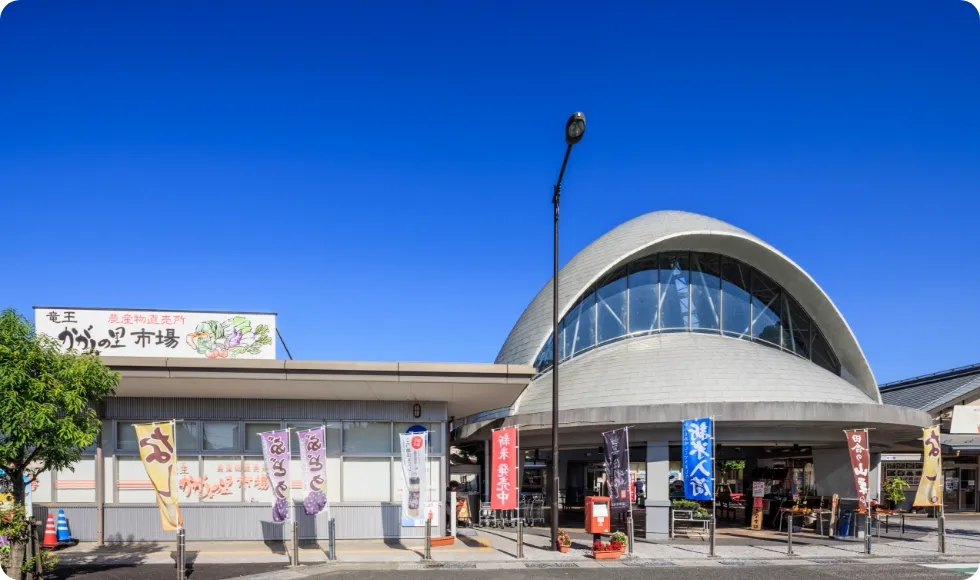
xmin=185 ymin=316 xmax=273 ymax=359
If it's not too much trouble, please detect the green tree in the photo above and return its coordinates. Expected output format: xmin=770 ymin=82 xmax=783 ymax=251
xmin=0 ymin=309 xmax=118 ymax=578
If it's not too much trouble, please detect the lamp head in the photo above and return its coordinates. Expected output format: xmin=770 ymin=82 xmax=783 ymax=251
xmin=565 ymin=112 xmax=586 ymax=145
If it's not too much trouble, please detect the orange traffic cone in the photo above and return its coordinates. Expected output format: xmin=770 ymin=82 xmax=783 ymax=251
xmin=41 ymin=513 xmax=58 ymax=549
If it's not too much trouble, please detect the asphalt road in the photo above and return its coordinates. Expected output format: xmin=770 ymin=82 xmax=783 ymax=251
xmin=48 ymin=563 xmax=287 ymax=579
xmin=46 ymin=562 xmax=979 ymax=580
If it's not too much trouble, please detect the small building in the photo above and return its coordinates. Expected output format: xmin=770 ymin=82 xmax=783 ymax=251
xmin=880 ymin=363 xmax=980 ymax=512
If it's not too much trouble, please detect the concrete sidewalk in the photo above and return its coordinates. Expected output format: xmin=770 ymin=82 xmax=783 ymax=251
xmin=53 ymin=516 xmax=980 ymax=568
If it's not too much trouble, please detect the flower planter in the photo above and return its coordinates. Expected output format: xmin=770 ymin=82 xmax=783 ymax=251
xmin=593 ymin=550 xmax=621 ymax=560
xmin=558 ymin=545 xmax=569 ymax=553
xmin=430 ymin=536 xmax=455 ymax=547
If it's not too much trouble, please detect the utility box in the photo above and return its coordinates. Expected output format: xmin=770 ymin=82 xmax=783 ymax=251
xmin=584 ymin=496 xmax=611 ymax=534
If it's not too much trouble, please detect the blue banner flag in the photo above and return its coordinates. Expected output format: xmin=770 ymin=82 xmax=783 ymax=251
xmin=681 ymin=418 xmax=714 ymax=501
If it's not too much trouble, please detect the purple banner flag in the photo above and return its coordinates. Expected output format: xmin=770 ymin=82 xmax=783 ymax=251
xmin=298 ymin=426 xmax=328 ymax=516
xmin=259 ymin=429 xmax=291 ymax=523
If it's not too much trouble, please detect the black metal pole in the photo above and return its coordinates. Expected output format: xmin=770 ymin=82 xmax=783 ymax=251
xmin=551 ymin=144 xmax=572 ymax=551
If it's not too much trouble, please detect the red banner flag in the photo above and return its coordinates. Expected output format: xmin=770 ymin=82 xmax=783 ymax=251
xmin=491 ymin=426 xmax=518 ymax=510
xmin=844 ymin=429 xmax=870 ymax=512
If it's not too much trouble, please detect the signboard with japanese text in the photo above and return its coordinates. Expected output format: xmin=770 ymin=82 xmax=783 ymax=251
xmin=490 ymin=426 xmax=518 ymax=510
xmin=134 ymin=422 xmax=182 ymax=531
xmin=844 ymin=429 xmax=870 ymax=512
xmin=259 ymin=429 xmax=292 ymax=523
xmin=913 ymin=426 xmax=943 ymax=507
xmin=681 ymin=418 xmax=714 ymax=501
xmin=34 ymin=307 xmax=276 ymax=359
xmin=298 ymin=427 xmax=328 ymax=516
xmin=602 ymin=428 xmax=630 ymax=513
xmin=399 ymin=432 xmax=428 ymax=522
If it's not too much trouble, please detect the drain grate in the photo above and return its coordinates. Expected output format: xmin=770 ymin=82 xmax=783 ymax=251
xmin=809 ymin=558 xmax=858 ymax=565
xmin=899 ymin=556 xmax=941 ymax=563
xmin=623 ymin=559 xmax=675 ymax=568
xmin=525 ymin=562 xmax=579 ymax=569
xmin=422 ymin=563 xmax=477 ymax=569
xmin=718 ymin=559 xmax=748 ymax=566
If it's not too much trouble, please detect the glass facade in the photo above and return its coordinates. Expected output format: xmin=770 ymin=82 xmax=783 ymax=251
xmin=533 ymin=251 xmax=841 ymax=376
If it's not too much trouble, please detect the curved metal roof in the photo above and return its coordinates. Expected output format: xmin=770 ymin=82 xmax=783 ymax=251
xmin=495 ymin=210 xmax=879 ymax=402
xmin=511 ymin=332 xmax=877 ymax=416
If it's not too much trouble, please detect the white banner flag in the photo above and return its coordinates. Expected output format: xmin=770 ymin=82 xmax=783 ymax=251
xmin=399 ymin=432 xmax=428 ymax=522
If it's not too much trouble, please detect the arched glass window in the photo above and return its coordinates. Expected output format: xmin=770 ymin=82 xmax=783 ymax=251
xmin=532 ymin=252 xmax=843 ymax=378
xmin=659 ymin=253 xmax=690 ymax=330
xmin=597 ymin=268 xmax=628 ymax=344
xmin=720 ymin=258 xmax=751 ymax=339
xmin=628 ymin=258 xmax=658 ymax=334
xmin=690 ymin=253 xmax=721 ymax=331
xmin=750 ymin=270 xmax=782 ymax=347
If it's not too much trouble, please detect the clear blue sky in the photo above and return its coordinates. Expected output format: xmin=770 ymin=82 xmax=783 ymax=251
xmin=1 ymin=0 xmax=978 ymax=383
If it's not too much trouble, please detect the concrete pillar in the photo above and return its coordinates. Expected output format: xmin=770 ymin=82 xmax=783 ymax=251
xmin=869 ymin=453 xmax=882 ymax=505
xmin=483 ymin=440 xmax=491 ymax=502
xmin=742 ymin=450 xmax=759 ymax=526
xmin=645 ymin=440 xmax=670 ymax=539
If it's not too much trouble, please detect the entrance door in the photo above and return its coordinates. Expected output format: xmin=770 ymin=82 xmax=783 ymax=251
xmin=943 ymin=468 xmax=960 ymax=512
xmin=961 ymin=469 xmax=977 ymax=512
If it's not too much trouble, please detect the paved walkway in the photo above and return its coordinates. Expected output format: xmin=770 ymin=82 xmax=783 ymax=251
xmin=53 ymin=515 xmax=980 ymax=569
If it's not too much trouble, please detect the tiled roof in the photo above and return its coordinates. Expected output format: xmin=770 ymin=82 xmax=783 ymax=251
xmin=879 ymin=363 xmax=980 ymax=412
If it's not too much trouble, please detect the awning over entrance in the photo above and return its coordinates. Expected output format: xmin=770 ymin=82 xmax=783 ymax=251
xmin=454 ymin=401 xmax=933 ymax=450
xmin=944 ymin=433 xmax=980 ymax=451
xmin=105 ymin=356 xmax=535 ymax=418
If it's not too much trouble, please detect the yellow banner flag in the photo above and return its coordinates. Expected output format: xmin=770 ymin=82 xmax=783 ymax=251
xmin=913 ymin=425 xmax=943 ymax=507
xmin=134 ymin=422 xmax=183 ymax=531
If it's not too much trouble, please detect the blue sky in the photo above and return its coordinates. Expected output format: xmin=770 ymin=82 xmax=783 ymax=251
xmin=1 ymin=0 xmax=978 ymax=383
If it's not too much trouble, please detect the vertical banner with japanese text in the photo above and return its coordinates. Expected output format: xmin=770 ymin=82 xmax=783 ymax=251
xmin=399 ymin=432 xmax=428 ymax=521
xmin=914 ymin=426 xmax=943 ymax=507
xmin=134 ymin=422 xmax=183 ymax=531
xmin=682 ymin=418 xmax=714 ymax=501
xmin=259 ymin=430 xmax=292 ymax=523
xmin=602 ymin=428 xmax=630 ymax=513
xmin=844 ymin=429 xmax=870 ymax=512
xmin=297 ymin=426 xmax=328 ymax=516
xmin=490 ymin=426 xmax=518 ymax=510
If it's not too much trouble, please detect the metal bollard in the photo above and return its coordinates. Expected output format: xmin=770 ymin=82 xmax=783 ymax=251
xmin=177 ymin=527 xmax=186 ymax=580
xmin=328 ymin=518 xmax=336 ymax=561
xmin=938 ymin=515 xmax=946 ymax=554
xmin=516 ymin=519 xmax=524 ymax=559
xmin=291 ymin=519 xmax=300 ymax=567
xmin=709 ymin=515 xmax=716 ymax=557
xmin=669 ymin=508 xmax=674 ymax=540
xmin=786 ymin=513 xmax=795 ymax=557
xmin=424 ymin=518 xmax=432 ymax=560
xmin=627 ymin=513 xmax=635 ymax=555
xmin=865 ymin=514 xmax=872 ymax=555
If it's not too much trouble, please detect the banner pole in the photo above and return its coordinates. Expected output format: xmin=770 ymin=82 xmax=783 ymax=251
xmin=709 ymin=417 xmax=717 ymax=558
xmin=517 ymin=425 xmax=523 ymax=559
xmin=626 ymin=426 xmax=634 ymax=555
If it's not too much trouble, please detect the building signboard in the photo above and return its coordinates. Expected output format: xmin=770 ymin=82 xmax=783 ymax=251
xmin=34 ymin=307 xmax=276 ymax=359
xmin=950 ymin=406 xmax=980 ymax=435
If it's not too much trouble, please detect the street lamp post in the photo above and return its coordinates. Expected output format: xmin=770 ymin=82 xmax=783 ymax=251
xmin=551 ymin=112 xmax=586 ymax=551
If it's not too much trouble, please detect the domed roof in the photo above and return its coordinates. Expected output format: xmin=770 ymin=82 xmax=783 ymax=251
xmin=495 ymin=210 xmax=879 ymax=402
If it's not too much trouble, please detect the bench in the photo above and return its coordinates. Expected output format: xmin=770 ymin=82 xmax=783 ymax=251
xmin=670 ymin=509 xmax=709 ymax=538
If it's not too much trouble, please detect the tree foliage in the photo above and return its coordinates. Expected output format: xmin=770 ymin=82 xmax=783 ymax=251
xmin=0 ymin=308 xmax=119 ymax=495
xmin=0 ymin=308 xmax=118 ymax=578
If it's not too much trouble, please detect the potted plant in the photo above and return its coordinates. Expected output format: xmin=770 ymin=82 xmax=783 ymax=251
xmin=882 ymin=477 xmax=911 ymax=510
xmin=611 ymin=531 xmax=628 ymax=553
xmin=671 ymin=499 xmax=709 ymax=519
xmin=557 ymin=529 xmax=572 ymax=553
xmin=592 ymin=540 xmax=622 ymax=560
